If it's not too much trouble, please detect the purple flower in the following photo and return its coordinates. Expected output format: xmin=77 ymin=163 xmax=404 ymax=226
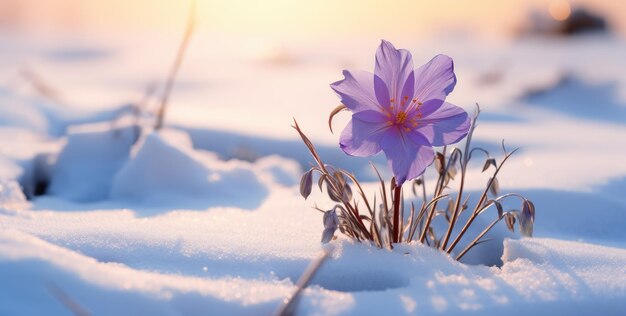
xmin=331 ymin=40 xmax=470 ymax=185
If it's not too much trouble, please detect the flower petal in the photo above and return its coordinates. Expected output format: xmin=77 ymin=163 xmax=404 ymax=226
xmin=413 ymin=54 xmax=456 ymax=103
xmin=353 ymin=110 xmax=389 ymax=123
xmin=339 ymin=116 xmax=389 ymax=157
xmin=380 ymin=129 xmax=434 ymax=185
xmin=374 ymin=74 xmax=391 ymax=108
xmin=331 ymin=70 xmax=384 ymax=112
xmin=375 ymin=40 xmax=414 ymax=104
xmin=417 ymin=102 xmax=470 ymax=146
xmin=410 ymin=98 xmax=444 ymax=117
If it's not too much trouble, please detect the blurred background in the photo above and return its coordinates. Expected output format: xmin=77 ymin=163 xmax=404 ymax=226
xmin=1 ymin=0 xmax=625 ymax=38
xmin=1 ymin=0 xmax=625 ymax=190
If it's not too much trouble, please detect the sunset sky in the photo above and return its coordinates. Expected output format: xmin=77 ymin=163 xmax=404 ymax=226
xmin=1 ymin=0 xmax=624 ymax=38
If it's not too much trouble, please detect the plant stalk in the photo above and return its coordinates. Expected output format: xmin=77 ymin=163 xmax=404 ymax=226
xmin=446 ymin=149 xmax=516 ymax=254
xmin=392 ymin=186 xmax=402 ymax=243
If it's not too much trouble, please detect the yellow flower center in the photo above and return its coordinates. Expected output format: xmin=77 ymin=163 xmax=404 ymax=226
xmin=396 ymin=111 xmax=408 ymax=124
xmin=385 ymin=96 xmax=423 ymax=132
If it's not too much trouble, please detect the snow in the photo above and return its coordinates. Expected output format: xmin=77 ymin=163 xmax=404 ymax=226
xmin=110 ymin=129 xmax=272 ymax=211
xmin=1 ymin=230 xmax=623 ymax=315
xmin=47 ymin=123 xmax=138 ymax=202
xmin=1 ymin=29 xmax=626 ymax=315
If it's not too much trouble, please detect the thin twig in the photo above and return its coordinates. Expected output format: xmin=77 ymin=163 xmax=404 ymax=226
xmin=446 ymin=148 xmax=518 ymax=254
xmin=20 ymin=68 xmax=66 ymax=105
xmin=154 ymin=0 xmax=196 ymax=130
xmin=455 ymin=216 xmax=503 ymax=260
xmin=419 ymin=146 xmax=448 ymax=243
xmin=272 ymin=250 xmax=329 ymax=316
xmin=441 ymin=107 xmax=481 ymax=249
xmin=47 ymin=282 xmax=91 ymax=316
xmin=392 ymin=186 xmax=402 ymax=243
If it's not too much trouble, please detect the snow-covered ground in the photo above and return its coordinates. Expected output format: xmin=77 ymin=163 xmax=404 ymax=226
xmin=1 ymin=30 xmax=626 ymax=315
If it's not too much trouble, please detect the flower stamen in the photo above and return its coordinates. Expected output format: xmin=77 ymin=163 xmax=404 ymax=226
xmin=396 ymin=111 xmax=408 ymax=124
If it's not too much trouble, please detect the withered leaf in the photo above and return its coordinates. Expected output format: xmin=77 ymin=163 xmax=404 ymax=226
xmin=482 ymin=158 xmax=496 ymax=172
xmin=300 ymin=169 xmax=314 ymax=199
xmin=488 ymin=177 xmax=500 ymax=196
xmin=328 ymin=104 xmax=348 ymax=134
xmin=505 ymin=213 xmax=516 ymax=232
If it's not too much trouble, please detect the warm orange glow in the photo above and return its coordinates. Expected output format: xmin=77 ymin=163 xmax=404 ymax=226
xmin=4 ymin=0 xmax=626 ymax=37
xmin=549 ymin=0 xmax=571 ymax=21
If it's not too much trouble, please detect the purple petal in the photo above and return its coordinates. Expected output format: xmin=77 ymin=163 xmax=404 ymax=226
xmin=417 ymin=102 xmax=470 ymax=146
xmin=413 ymin=54 xmax=456 ymax=103
xmin=374 ymin=75 xmax=390 ymax=108
xmin=410 ymin=98 xmax=444 ymax=117
xmin=331 ymin=70 xmax=385 ymax=112
xmin=353 ymin=110 xmax=388 ymax=123
xmin=375 ymin=40 xmax=414 ymax=103
xmin=380 ymin=129 xmax=434 ymax=185
xmin=401 ymin=71 xmax=415 ymax=105
xmin=339 ymin=116 xmax=389 ymax=157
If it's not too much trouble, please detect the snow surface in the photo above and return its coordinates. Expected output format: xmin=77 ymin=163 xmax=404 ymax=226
xmin=1 ymin=31 xmax=626 ymax=315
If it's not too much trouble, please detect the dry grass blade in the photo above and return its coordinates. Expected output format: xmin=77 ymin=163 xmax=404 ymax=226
xmin=328 ymin=104 xmax=347 ymax=134
xmin=272 ymin=250 xmax=330 ymax=316
xmin=371 ymin=163 xmax=392 ymax=244
xmin=20 ymin=68 xmax=66 ymax=106
xmin=47 ymin=282 xmax=91 ymax=316
xmin=338 ymin=170 xmax=374 ymax=217
xmin=446 ymin=147 xmax=519 ymax=254
xmin=292 ymin=120 xmax=326 ymax=172
xmin=154 ymin=0 xmax=196 ymax=130
xmin=455 ymin=216 xmax=502 ymax=261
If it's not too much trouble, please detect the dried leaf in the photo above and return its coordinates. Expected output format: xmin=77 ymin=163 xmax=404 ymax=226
xmin=435 ymin=152 xmax=445 ymax=174
xmin=328 ymin=104 xmax=347 ymax=134
xmin=447 ymin=199 xmax=454 ymax=215
xmin=321 ymin=209 xmax=339 ymax=243
xmin=324 ymin=164 xmax=337 ymax=175
xmin=488 ymin=177 xmax=500 ymax=196
xmin=482 ymin=158 xmax=496 ymax=172
xmin=323 ymin=209 xmax=339 ymax=229
xmin=321 ymin=228 xmax=336 ymax=243
xmin=300 ymin=168 xmax=314 ymax=199
xmin=523 ymin=200 xmax=536 ymax=221
xmin=334 ymin=171 xmax=347 ymax=187
xmin=505 ymin=213 xmax=516 ymax=232
xmin=318 ymin=174 xmax=327 ymax=192
xmin=519 ymin=200 xmax=535 ymax=237
xmin=342 ymin=183 xmax=353 ymax=201
xmin=492 ymin=200 xmax=504 ymax=217
xmin=326 ymin=182 xmax=341 ymax=202
xmin=447 ymin=165 xmax=457 ymax=181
